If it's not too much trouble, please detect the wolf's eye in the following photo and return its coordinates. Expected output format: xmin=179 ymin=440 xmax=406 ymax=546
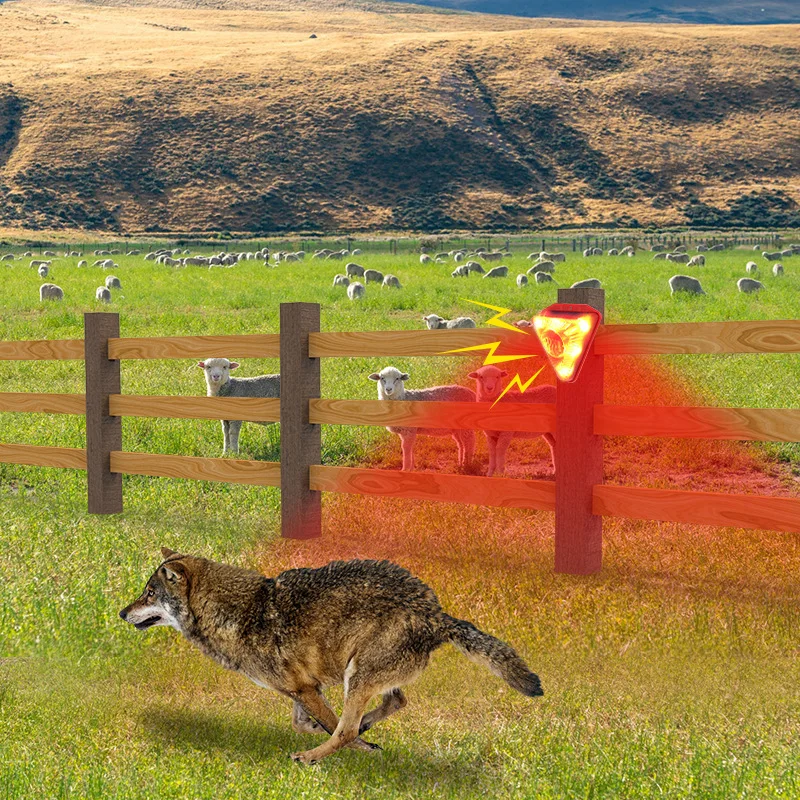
xmin=146 ymin=588 xmax=155 ymax=598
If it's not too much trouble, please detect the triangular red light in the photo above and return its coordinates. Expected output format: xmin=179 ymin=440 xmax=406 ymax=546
xmin=533 ymin=303 xmax=601 ymax=382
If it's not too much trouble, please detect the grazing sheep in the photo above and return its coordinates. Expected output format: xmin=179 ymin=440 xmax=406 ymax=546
xmin=39 ymin=283 xmax=64 ymax=301
xmin=42 ymin=250 xmax=56 ymax=257
xmin=422 ymin=314 xmax=476 ymax=330
xmin=95 ymin=286 xmax=112 ymax=303
xmin=347 ymin=281 xmax=365 ymax=300
xmin=30 ymin=260 xmax=49 ymax=268
xmin=144 ymin=252 xmax=157 ymax=261
xmin=420 ymin=254 xmax=433 ymax=264
xmin=527 ymin=252 xmax=540 ymax=261
xmin=382 ymin=274 xmax=401 ymax=288
xmin=451 ymin=265 xmax=470 ymax=278
xmin=198 ymin=358 xmax=280 ymax=455
xmin=571 ymin=278 xmax=602 ymax=289
xmin=773 ymin=263 xmax=784 ymax=276
xmin=1 ymin=253 xmax=14 ymax=261
xmin=481 ymin=252 xmax=504 ymax=262
xmin=592 ymin=248 xmax=603 ymax=256
xmin=527 ymin=261 xmax=555 ymax=275
xmin=38 ymin=265 xmax=49 ymax=278
xmin=652 ymin=253 xmax=668 ymax=260
xmin=737 ymin=278 xmax=764 ymax=294
xmin=326 ymin=252 xmax=344 ymax=261
xmin=619 ymin=246 xmax=635 ymax=256
xmin=23 ymin=251 xmax=32 ymax=257
xmin=368 ymin=366 xmax=475 ymax=471
xmin=651 ymin=244 xmax=667 ymax=252
xmin=453 ymin=252 xmax=466 ymax=263
xmin=516 ymin=274 xmax=528 ymax=287
xmin=762 ymin=251 xmax=783 ymax=261
xmin=105 ymin=275 xmax=122 ymax=289
xmin=781 ymin=249 xmax=794 ymax=258
xmin=709 ymin=244 xmax=725 ymax=252
xmin=669 ymin=275 xmax=705 ymax=295
xmin=583 ymin=248 xmax=593 ymax=257
xmin=607 ymin=248 xmax=619 ymax=256
xmin=77 ymin=260 xmax=87 ymax=268
xmin=332 ymin=274 xmax=350 ymax=287
xmin=483 ymin=266 xmax=509 ymax=279
xmin=687 ymin=255 xmax=705 ymax=267
xmin=364 ymin=269 xmax=384 ymax=284
xmin=746 ymin=262 xmax=759 ymax=274
xmin=345 ymin=262 xmax=365 ymax=277
xmin=465 ymin=261 xmax=485 ymax=274
xmin=102 ymin=259 xmax=116 ymax=269
xmin=667 ymin=253 xmax=690 ymax=264
xmin=550 ymin=253 xmax=567 ymax=263
xmin=534 ymin=271 xmax=555 ymax=284
xmin=351 ymin=248 xmax=362 ymax=255
xmin=468 ymin=365 xmax=556 ymax=476
xmin=673 ymin=245 xmax=688 ymax=254
xmin=697 ymin=244 xmax=709 ymax=252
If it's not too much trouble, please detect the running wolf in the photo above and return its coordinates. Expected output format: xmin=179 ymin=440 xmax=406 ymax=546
xmin=120 ymin=550 xmax=543 ymax=764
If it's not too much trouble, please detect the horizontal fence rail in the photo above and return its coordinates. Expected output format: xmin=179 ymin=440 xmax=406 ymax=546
xmin=109 ymin=395 xmax=281 ymax=422
xmin=110 ymin=452 xmax=281 ymax=486
xmin=309 ymin=399 xmax=557 ymax=433
xmin=596 ymin=405 xmax=800 ymax=442
xmin=0 ymin=339 xmax=84 ymax=361
xmin=0 ymin=443 xmax=87 ymax=469
xmin=108 ymin=334 xmax=280 ymax=360
xmin=0 ymin=393 xmax=86 ymax=414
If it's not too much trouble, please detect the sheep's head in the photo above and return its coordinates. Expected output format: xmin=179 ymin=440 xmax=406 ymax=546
xmin=467 ymin=365 xmax=508 ymax=401
xmin=198 ymin=358 xmax=239 ymax=394
xmin=422 ymin=314 xmax=444 ymax=330
xmin=368 ymin=367 xmax=409 ymax=400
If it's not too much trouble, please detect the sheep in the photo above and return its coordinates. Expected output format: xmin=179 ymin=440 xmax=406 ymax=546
xmin=762 ymin=251 xmax=783 ymax=261
xmin=0 ymin=253 xmax=14 ymax=261
xmin=571 ymin=278 xmax=602 ymax=289
xmin=382 ymin=274 xmax=401 ymax=288
xmin=516 ymin=274 xmax=528 ymax=287
xmin=583 ymin=248 xmax=593 ymax=257
xmin=347 ymin=281 xmax=365 ymax=300
xmin=651 ymin=244 xmax=667 ymax=252
xmin=653 ymin=252 xmax=668 ymax=260
xmin=30 ymin=260 xmax=49 ymax=268
xmin=619 ymin=246 xmax=635 ymax=256
xmin=534 ymin=271 xmax=555 ymax=284
xmin=326 ymin=252 xmax=344 ymax=261
xmin=95 ymin=286 xmax=112 ymax=303
xmin=38 ymin=265 xmax=49 ymax=278
xmin=42 ymin=250 xmax=56 ymax=257
xmin=184 ymin=257 xmax=208 ymax=266
xmin=39 ymin=283 xmax=64 ymax=301
xmin=607 ymin=248 xmax=619 ymax=256
xmin=198 ymin=358 xmax=280 ymax=455
xmin=422 ymin=314 xmax=476 ymax=330
xmin=465 ymin=261 xmax=485 ymax=274
xmin=526 ymin=252 xmax=540 ymax=261
xmin=434 ymin=252 xmax=450 ymax=260
xmin=746 ymin=261 xmax=759 ymax=274
xmin=453 ymin=252 xmax=466 ymax=263
xmin=481 ymin=252 xmax=504 ymax=262
xmin=420 ymin=254 xmax=433 ymax=264
xmin=351 ymin=248 xmax=362 ymax=255
xmin=667 ymin=253 xmax=690 ymax=264
xmin=592 ymin=248 xmax=603 ymax=256
xmin=737 ymin=278 xmax=764 ymax=294
xmin=527 ymin=261 xmax=555 ymax=275
xmin=144 ymin=252 xmax=157 ymax=261
xmin=773 ymin=263 xmax=784 ymax=276
xmin=483 ymin=266 xmax=509 ymax=278
xmin=673 ymin=245 xmax=688 ymax=254
xmin=687 ymin=255 xmax=705 ymax=267
xmin=709 ymin=244 xmax=725 ymax=252
xmin=77 ymin=260 xmax=87 ymax=268
xmin=23 ymin=251 xmax=32 ymax=257
xmin=345 ymin=262 xmax=365 ymax=277
xmin=333 ymin=274 xmax=350 ymax=287
xmin=102 ymin=259 xmax=116 ymax=269
xmin=669 ymin=275 xmax=705 ymax=295
xmin=364 ymin=269 xmax=384 ymax=284
xmin=696 ymin=244 xmax=709 ymax=252
xmin=468 ymin=365 xmax=556 ymax=476
xmin=781 ymin=249 xmax=794 ymax=257
xmin=105 ymin=275 xmax=122 ymax=289
xmin=451 ymin=265 xmax=470 ymax=278
xmin=368 ymin=366 xmax=475 ymax=471
xmin=550 ymin=253 xmax=567 ymax=263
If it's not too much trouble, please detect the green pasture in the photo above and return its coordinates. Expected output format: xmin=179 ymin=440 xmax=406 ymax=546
xmin=0 ymin=242 xmax=798 ymax=799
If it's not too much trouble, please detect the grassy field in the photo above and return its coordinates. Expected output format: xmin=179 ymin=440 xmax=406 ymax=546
xmin=1 ymin=243 xmax=799 ymax=798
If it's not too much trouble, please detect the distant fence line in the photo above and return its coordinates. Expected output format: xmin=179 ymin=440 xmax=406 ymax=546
xmin=0 ymin=292 xmax=799 ymax=574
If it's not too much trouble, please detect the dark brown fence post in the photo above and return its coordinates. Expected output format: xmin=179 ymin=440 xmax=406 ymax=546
xmin=280 ymin=302 xmax=322 ymax=539
xmin=85 ymin=312 xmax=122 ymax=514
xmin=554 ymin=288 xmax=605 ymax=574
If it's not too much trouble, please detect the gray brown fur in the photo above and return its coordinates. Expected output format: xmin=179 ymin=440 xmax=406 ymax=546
xmin=120 ymin=550 xmax=542 ymax=765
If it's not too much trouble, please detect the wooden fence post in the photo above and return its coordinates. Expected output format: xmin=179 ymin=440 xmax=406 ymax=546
xmin=280 ymin=302 xmax=322 ymax=539
xmin=554 ymin=288 xmax=605 ymax=574
xmin=85 ymin=312 xmax=122 ymax=514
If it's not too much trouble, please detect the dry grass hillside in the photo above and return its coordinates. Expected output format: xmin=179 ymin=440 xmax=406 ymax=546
xmin=1 ymin=0 xmax=798 ymax=235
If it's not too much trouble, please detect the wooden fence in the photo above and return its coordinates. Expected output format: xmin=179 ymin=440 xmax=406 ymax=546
xmin=0 ymin=290 xmax=799 ymax=574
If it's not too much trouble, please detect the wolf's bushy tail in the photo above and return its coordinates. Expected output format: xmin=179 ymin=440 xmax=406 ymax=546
xmin=442 ymin=614 xmax=543 ymax=698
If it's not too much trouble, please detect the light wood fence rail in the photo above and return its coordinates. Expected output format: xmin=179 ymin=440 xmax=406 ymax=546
xmin=0 ymin=298 xmax=797 ymax=574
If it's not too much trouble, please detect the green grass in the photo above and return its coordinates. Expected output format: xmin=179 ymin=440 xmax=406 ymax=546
xmin=0 ymin=243 xmax=798 ymax=798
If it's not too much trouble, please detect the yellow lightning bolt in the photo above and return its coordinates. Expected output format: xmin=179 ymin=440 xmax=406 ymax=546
xmin=491 ymin=366 xmax=545 ymax=408
xmin=460 ymin=298 xmax=529 ymax=334
xmin=443 ymin=299 xmax=533 ymax=364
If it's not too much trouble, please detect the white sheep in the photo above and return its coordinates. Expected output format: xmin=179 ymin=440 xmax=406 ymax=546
xmin=550 ymin=253 xmax=567 ymax=263
xmin=422 ymin=314 xmax=476 ymax=329
xmin=96 ymin=286 xmax=112 ymax=303
xmin=571 ymin=278 xmax=602 ymax=289
xmin=364 ymin=269 xmax=384 ymax=284
xmin=333 ymin=274 xmax=350 ymax=287
xmin=669 ymin=275 xmax=705 ymax=295
xmin=746 ymin=262 xmax=758 ymax=274
xmin=382 ymin=274 xmax=401 ymax=288
xmin=465 ymin=261 xmax=485 ymax=274
xmin=773 ymin=263 xmax=784 ymax=276
xmin=652 ymin=253 xmax=668 ymax=261
xmin=420 ymin=254 xmax=433 ymax=264
xmin=347 ymin=281 xmax=365 ymax=300
xmin=451 ymin=265 xmax=470 ymax=278
xmin=468 ymin=365 xmax=556 ymax=476
xmin=737 ymin=278 xmax=764 ymax=294
xmin=368 ymin=366 xmax=475 ymax=471
xmin=687 ymin=255 xmax=705 ymax=267
xmin=516 ymin=274 xmax=528 ymax=287
xmin=582 ymin=248 xmax=594 ymax=257
xmin=345 ymin=262 xmax=365 ymax=277
xmin=483 ymin=266 xmax=509 ymax=278
xmin=38 ymin=265 xmax=49 ymax=278
xmin=77 ymin=260 xmax=87 ymax=268
xmin=39 ymin=283 xmax=64 ymax=301
xmin=667 ymin=253 xmax=690 ymax=264
xmin=481 ymin=252 xmax=504 ymax=262
xmin=527 ymin=261 xmax=554 ymax=275
xmin=105 ymin=275 xmax=122 ymax=289
xmin=534 ymin=271 xmax=555 ymax=283
xmin=198 ymin=358 xmax=280 ymax=455
xmin=607 ymin=248 xmax=619 ymax=256
xmin=762 ymin=251 xmax=782 ymax=260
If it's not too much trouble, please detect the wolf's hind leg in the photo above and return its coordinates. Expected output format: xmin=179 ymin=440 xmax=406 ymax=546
xmin=291 ymin=686 xmax=379 ymax=753
xmin=292 ymin=701 xmax=325 ymax=735
xmin=359 ymin=688 xmax=407 ymax=734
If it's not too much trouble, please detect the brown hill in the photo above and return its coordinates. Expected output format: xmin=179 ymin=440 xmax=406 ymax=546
xmin=0 ymin=0 xmax=798 ymax=235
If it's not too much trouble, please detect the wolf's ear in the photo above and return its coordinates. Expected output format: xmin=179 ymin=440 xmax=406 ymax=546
xmin=162 ymin=562 xmax=186 ymax=583
xmin=161 ymin=547 xmax=177 ymax=558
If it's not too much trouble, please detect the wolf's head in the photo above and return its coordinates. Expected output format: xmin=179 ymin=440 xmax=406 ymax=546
xmin=119 ymin=548 xmax=193 ymax=633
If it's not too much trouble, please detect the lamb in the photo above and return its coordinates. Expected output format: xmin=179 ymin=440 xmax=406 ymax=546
xmin=38 ymin=265 xmax=49 ymax=278
xmin=483 ymin=266 xmax=508 ymax=278
xmin=363 ymin=269 xmax=384 ymax=284
xmin=696 ymin=244 xmax=709 ymax=252
xmin=583 ymin=248 xmax=594 ymax=257
xmin=465 ymin=261 xmax=485 ymax=274
xmin=77 ymin=260 xmax=87 ymax=268
xmin=345 ymin=262 xmax=365 ymax=277
xmin=619 ymin=246 xmax=635 ymax=256
xmin=737 ymin=278 xmax=764 ymax=294
xmin=347 ymin=282 xmax=365 ymax=300
xmin=453 ymin=252 xmax=466 ymax=262
xmin=534 ymin=271 xmax=555 ymax=284
xmin=368 ymin=366 xmax=475 ymax=471
xmin=198 ymin=358 xmax=280 ymax=455
xmin=422 ymin=314 xmax=476 ymax=330
xmin=527 ymin=261 xmax=554 ymax=275
xmin=96 ymin=286 xmax=112 ymax=303
xmin=592 ymin=248 xmax=603 ymax=256
xmin=451 ymin=265 xmax=470 ymax=278
xmin=516 ymin=274 xmax=528 ymax=287
xmin=673 ymin=245 xmax=688 ymax=254
xmin=39 ymin=283 xmax=64 ymax=301
xmin=687 ymin=255 xmax=705 ymax=267
xmin=105 ymin=275 xmax=122 ymax=289
xmin=607 ymin=248 xmax=619 ymax=256
xmin=667 ymin=253 xmax=690 ymax=264
xmin=669 ymin=275 xmax=705 ymax=295
xmin=468 ymin=365 xmax=556 ymax=476
xmin=745 ymin=262 xmax=758 ymax=274
xmin=332 ymin=274 xmax=350 ymax=287
xmin=382 ymin=274 xmax=401 ymax=288
xmin=102 ymin=259 xmax=116 ymax=269
xmin=773 ymin=263 xmax=784 ymax=276
xmin=571 ymin=278 xmax=601 ymax=289
xmin=420 ymin=254 xmax=433 ymax=264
